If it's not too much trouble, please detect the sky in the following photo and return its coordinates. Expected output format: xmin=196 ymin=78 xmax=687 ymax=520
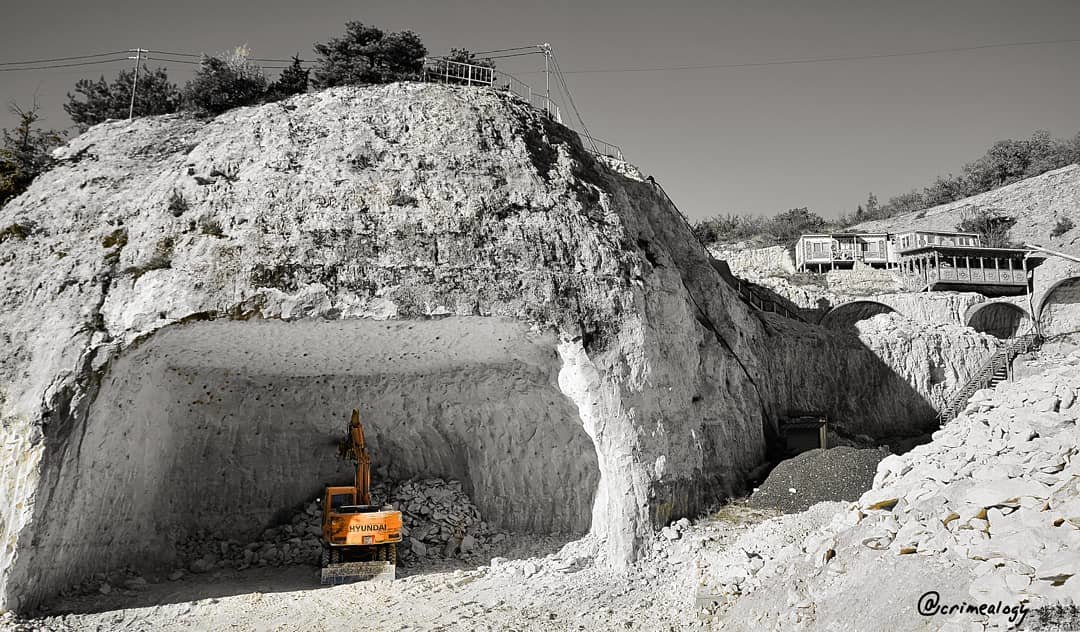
xmin=1 ymin=0 xmax=1078 ymax=221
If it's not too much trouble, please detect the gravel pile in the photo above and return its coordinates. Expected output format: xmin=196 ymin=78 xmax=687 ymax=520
xmin=749 ymin=447 xmax=889 ymax=513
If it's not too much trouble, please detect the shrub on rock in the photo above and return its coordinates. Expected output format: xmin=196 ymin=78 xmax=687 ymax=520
xmin=183 ymin=47 xmax=268 ymax=116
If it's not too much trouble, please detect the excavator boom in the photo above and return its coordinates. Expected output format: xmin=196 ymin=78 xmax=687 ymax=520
xmin=349 ymin=409 xmax=372 ymax=505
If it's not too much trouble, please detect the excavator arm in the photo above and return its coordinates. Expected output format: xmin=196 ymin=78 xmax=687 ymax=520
xmin=348 ymin=409 xmax=372 ymax=505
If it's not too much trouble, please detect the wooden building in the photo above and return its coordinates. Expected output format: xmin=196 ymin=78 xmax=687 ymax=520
xmin=796 ymin=233 xmax=891 ymax=272
xmin=795 ymin=230 xmax=980 ymax=272
xmin=897 ymin=245 xmax=1044 ymax=296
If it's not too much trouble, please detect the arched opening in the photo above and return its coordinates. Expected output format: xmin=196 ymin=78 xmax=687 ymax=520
xmin=966 ymin=302 xmax=1032 ymax=339
xmin=1038 ymin=276 xmax=1080 ymax=338
xmin=26 ymin=318 xmax=599 ymax=598
xmin=819 ymin=300 xmax=896 ymax=332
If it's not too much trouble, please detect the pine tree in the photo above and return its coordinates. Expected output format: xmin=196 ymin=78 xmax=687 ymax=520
xmin=266 ymin=55 xmax=309 ymax=101
xmin=311 ymin=22 xmax=427 ymax=88
xmin=65 ymin=67 xmax=181 ymax=129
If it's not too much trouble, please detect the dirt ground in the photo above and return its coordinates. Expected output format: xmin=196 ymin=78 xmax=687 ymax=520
xmin=2 ymin=504 xmax=780 ymax=632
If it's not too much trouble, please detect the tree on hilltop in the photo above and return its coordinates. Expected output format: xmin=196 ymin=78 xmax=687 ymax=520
xmin=266 ymin=55 xmax=310 ymax=101
xmin=182 ymin=46 xmax=268 ymax=115
xmin=311 ymin=22 xmax=427 ymax=88
xmin=64 ymin=67 xmax=181 ymax=129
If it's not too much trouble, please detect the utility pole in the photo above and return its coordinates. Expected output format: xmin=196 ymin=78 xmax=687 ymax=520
xmin=540 ymin=43 xmax=551 ymax=115
xmin=128 ymin=48 xmax=147 ymax=119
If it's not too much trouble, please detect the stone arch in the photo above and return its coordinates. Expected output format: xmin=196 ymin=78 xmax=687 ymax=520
xmin=1038 ymin=276 xmax=1080 ymax=338
xmin=965 ymin=302 xmax=1033 ymax=339
xmin=819 ymin=300 xmax=897 ymax=331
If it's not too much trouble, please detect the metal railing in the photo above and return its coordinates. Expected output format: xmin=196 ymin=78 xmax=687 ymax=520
xmin=937 ymin=332 xmax=1042 ymax=424
xmin=420 ymin=57 xmax=624 ymax=161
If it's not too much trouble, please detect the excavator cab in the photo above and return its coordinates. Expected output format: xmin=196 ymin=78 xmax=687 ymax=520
xmin=320 ymin=410 xmax=403 ymax=585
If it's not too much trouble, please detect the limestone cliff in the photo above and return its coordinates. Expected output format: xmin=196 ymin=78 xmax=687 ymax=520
xmin=855 ymin=313 xmax=1002 ymax=409
xmin=0 ymin=83 xmax=933 ymax=610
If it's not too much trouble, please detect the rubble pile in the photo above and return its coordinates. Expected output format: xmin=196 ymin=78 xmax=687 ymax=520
xmin=171 ymin=477 xmax=503 ymax=576
xmin=389 ymin=478 xmax=503 ymax=564
xmin=705 ymin=347 xmax=1080 ymax=629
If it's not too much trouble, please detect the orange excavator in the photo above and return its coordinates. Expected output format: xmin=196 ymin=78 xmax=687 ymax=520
xmin=320 ymin=409 xmax=403 ymax=585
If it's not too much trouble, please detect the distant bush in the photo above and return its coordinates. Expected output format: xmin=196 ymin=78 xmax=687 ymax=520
xmin=0 ymin=103 xmax=63 ymax=207
xmin=956 ymin=207 xmax=1018 ymax=248
xmin=198 ymin=215 xmax=225 ymax=237
xmin=1051 ymin=216 xmax=1075 ymax=238
xmin=167 ymin=190 xmax=189 ymax=217
xmin=693 ymin=207 xmax=831 ymax=247
xmin=183 ymin=47 xmax=268 ymax=116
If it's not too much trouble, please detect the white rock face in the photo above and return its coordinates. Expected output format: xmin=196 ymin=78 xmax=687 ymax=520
xmin=0 ymin=83 xmax=935 ymax=610
xmin=711 ymin=347 xmax=1080 ymax=630
xmin=856 ymin=313 xmax=1003 ymax=408
xmin=707 ymin=244 xmax=795 ymax=279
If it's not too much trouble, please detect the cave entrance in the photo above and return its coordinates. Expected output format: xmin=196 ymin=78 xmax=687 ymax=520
xmin=34 ymin=317 xmax=598 ymax=593
xmin=966 ymin=302 xmax=1032 ymax=339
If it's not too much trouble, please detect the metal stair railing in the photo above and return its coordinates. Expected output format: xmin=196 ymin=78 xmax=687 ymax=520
xmin=937 ymin=333 xmax=1042 ymax=424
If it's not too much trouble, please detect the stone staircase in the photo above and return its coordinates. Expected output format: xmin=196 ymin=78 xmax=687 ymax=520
xmin=937 ymin=332 xmax=1042 ymax=424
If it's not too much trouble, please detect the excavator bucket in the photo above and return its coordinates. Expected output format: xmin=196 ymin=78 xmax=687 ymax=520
xmin=320 ymin=561 xmax=396 ymax=585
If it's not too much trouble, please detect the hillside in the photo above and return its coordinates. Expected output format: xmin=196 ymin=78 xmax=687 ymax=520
xmin=849 ymin=164 xmax=1080 ymax=256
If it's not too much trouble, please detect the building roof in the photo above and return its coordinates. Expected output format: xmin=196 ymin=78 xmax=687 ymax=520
xmin=798 ymin=232 xmax=889 ymax=239
xmin=895 ymin=229 xmax=980 ymax=237
xmin=898 ymin=244 xmax=1046 ymax=259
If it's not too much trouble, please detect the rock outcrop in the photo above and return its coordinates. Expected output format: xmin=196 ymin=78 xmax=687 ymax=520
xmin=707 ymin=347 xmax=1080 ymax=630
xmin=855 ymin=313 xmax=1002 ymax=409
xmin=0 ymin=82 xmax=934 ymax=610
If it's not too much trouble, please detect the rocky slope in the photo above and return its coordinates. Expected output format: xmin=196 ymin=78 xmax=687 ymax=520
xmin=849 ymin=164 xmax=1080 ymax=257
xmin=705 ymin=347 xmax=1080 ymax=631
xmin=0 ymin=82 xmax=935 ymax=611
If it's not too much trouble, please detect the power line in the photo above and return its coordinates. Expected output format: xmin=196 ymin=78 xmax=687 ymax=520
xmin=471 ymin=45 xmax=539 ymax=56
xmin=0 ymin=50 xmax=129 ymax=66
xmin=4 ymin=35 xmax=1076 ymax=74
xmin=147 ymin=49 xmax=311 ymax=62
xmin=0 ymin=57 xmax=130 ymax=72
xmin=478 ymin=51 xmax=543 ymax=61
xmin=541 ymin=37 xmax=1080 ymax=75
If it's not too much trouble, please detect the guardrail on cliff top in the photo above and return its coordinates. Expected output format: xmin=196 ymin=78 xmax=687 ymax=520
xmin=420 ymin=57 xmax=624 ymax=161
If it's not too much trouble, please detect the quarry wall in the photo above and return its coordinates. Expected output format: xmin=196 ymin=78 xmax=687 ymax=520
xmin=0 ymin=83 xmax=940 ymax=610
